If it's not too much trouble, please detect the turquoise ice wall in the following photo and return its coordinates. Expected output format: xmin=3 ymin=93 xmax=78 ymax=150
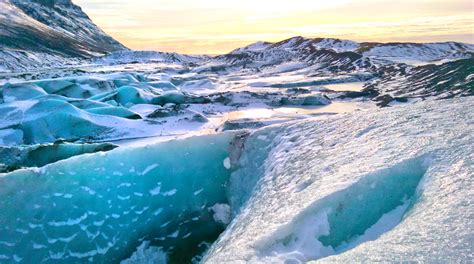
xmin=0 ymin=132 xmax=236 ymax=263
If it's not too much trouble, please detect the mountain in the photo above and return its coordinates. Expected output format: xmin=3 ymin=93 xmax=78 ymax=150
xmin=210 ymin=37 xmax=371 ymax=73
xmin=0 ymin=0 xmax=126 ymax=72
xmin=358 ymin=41 xmax=474 ymax=65
xmin=204 ymin=36 xmax=473 ymax=102
xmin=210 ymin=36 xmax=473 ymax=73
xmin=364 ymin=57 xmax=474 ymax=106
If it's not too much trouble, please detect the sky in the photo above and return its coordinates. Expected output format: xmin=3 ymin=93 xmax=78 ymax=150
xmin=74 ymin=0 xmax=474 ymax=54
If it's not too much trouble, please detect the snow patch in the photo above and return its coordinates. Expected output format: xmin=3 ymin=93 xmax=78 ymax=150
xmin=223 ymin=157 xmax=231 ymax=169
xmin=210 ymin=203 xmax=231 ymax=225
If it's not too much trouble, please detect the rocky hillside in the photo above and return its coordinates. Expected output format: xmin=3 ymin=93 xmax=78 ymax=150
xmin=364 ymin=57 xmax=474 ymax=106
xmin=0 ymin=0 xmax=126 ymax=72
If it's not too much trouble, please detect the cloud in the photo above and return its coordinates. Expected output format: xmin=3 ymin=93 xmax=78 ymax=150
xmin=73 ymin=0 xmax=474 ymax=53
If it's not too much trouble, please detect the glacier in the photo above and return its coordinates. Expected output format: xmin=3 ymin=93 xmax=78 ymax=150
xmin=0 ymin=96 xmax=472 ymax=263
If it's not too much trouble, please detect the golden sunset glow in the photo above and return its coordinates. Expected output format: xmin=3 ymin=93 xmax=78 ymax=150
xmin=74 ymin=0 xmax=474 ymax=54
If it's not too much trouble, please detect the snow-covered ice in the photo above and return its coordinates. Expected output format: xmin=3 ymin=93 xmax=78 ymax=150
xmin=204 ymin=97 xmax=473 ymax=263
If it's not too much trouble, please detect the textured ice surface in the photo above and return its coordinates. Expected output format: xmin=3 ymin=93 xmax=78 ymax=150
xmin=0 ymin=132 xmax=236 ymax=263
xmin=204 ymin=97 xmax=474 ymax=263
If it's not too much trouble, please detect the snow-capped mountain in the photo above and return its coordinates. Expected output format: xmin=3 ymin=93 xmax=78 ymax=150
xmin=230 ymin=37 xmax=360 ymax=54
xmin=211 ymin=37 xmax=372 ymax=73
xmin=212 ymin=36 xmax=473 ymax=73
xmin=0 ymin=0 xmax=126 ymax=72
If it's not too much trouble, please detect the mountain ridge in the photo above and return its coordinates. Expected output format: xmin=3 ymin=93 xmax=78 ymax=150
xmin=232 ymin=36 xmax=474 ymax=54
xmin=225 ymin=36 xmax=474 ymax=67
xmin=0 ymin=0 xmax=126 ymax=71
